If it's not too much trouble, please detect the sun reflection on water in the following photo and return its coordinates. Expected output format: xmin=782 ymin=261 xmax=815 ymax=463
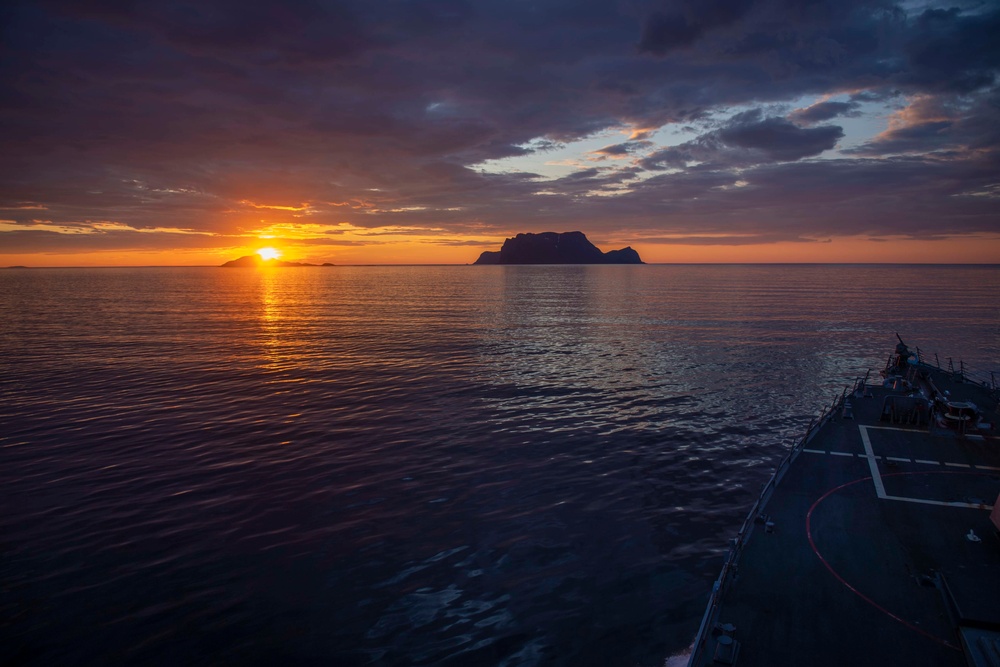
xmin=258 ymin=271 xmax=284 ymax=369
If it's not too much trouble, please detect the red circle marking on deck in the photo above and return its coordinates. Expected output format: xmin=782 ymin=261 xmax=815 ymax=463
xmin=804 ymin=470 xmax=992 ymax=653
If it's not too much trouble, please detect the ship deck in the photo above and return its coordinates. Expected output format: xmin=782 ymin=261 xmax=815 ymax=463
xmin=691 ymin=362 xmax=1000 ymax=667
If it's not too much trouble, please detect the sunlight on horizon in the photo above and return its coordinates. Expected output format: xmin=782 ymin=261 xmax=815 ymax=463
xmin=257 ymin=247 xmax=282 ymax=261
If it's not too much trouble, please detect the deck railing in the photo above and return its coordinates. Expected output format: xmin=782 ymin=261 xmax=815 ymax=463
xmin=687 ymin=375 xmax=864 ymax=666
xmin=914 ymin=346 xmax=999 ymax=393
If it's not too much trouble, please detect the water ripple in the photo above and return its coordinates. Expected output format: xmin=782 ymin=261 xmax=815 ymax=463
xmin=1 ymin=264 xmax=997 ymax=665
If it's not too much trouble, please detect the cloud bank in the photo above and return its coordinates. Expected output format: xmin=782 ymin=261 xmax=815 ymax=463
xmin=1 ymin=0 xmax=998 ymax=261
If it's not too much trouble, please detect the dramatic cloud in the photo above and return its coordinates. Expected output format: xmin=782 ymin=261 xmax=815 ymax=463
xmin=638 ymin=0 xmax=755 ymax=54
xmin=902 ymin=6 xmax=1000 ymax=92
xmin=847 ymin=90 xmax=1000 ymax=157
xmin=0 ymin=0 xmax=998 ymax=262
xmin=642 ymin=110 xmax=844 ymax=169
xmin=789 ymin=100 xmax=862 ymax=125
xmin=593 ymin=141 xmax=653 ymax=158
xmin=717 ymin=112 xmax=844 ymax=159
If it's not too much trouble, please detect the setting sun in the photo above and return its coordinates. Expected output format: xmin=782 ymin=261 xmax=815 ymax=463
xmin=256 ymin=247 xmax=281 ymax=261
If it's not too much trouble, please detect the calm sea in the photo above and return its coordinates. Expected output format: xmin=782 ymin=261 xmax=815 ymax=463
xmin=2 ymin=264 xmax=998 ymax=666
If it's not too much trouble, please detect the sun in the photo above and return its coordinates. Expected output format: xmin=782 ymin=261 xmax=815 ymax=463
xmin=257 ymin=247 xmax=282 ymax=261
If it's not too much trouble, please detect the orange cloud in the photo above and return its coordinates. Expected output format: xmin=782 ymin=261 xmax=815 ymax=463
xmin=239 ymin=200 xmax=316 ymax=213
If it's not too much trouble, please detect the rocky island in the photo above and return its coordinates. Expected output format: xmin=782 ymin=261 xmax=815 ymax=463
xmin=474 ymin=231 xmax=643 ymax=265
xmin=221 ymin=256 xmax=334 ymax=267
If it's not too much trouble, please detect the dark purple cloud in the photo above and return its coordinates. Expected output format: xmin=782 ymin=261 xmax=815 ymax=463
xmin=789 ymin=100 xmax=861 ymax=124
xmin=718 ymin=111 xmax=844 ymax=159
xmin=848 ymin=89 xmax=1000 ymax=157
xmin=639 ymin=0 xmax=755 ymax=54
xmin=0 ymin=0 xmax=998 ymax=257
xmin=596 ymin=143 xmax=633 ymax=156
xmin=642 ymin=110 xmax=844 ymax=168
xmin=594 ymin=141 xmax=652 ymax=157
xmin=902 ymin=6 xmax=1000 ymax=93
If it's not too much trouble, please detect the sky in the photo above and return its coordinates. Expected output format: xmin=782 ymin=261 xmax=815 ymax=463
xmin=1 ymin=0 xmax=999 ymax=265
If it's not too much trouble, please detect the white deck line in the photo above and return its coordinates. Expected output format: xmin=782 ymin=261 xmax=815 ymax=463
xmin=866 ymin=425 xmax=921 ymax=433
xmin=807 ymin=448 xmax=988 ymax=470
xmin=865 ymin=424 xmax=998 ymax=442
xmin=858 ymin=426 xmax=886 ymax=499
xmin=882 ymin=495 xmax=993 ymax=510
xmin=859 ymin=424 xmax=995 ymax=510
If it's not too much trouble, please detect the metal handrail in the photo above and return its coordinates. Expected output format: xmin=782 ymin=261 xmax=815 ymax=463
xmin=687 ymin=379 xmax=857 ymax=665
xmin=915 ymin=346 xmax=999 ymax=392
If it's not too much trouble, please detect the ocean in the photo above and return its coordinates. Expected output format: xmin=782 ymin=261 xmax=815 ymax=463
xmin=2 ymin=264 xmax=998 ymax=666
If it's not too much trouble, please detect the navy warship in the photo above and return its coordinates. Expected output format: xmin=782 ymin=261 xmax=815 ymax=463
xmin=688 ymin=336 xmax=1000 ymax=667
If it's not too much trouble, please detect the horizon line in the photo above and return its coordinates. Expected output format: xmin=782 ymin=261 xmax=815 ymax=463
xmin=5 ymin=262 xmax=1000 ymax=269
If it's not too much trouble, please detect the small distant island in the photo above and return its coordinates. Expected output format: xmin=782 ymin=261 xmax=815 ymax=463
xmin=474 ymin=231 xmax=643 ymax=265
xmin=221 ymin=255 xmax=334 ymax=268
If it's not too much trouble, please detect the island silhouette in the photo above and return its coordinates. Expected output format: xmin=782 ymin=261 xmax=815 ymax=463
xmin=474 ymin=231 xmax=643 ymax=265
xmin=221 ymin=256 xmax=334 ymax=267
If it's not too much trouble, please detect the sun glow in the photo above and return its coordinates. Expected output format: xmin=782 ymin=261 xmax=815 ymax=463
xmin=257 ymin=247 xmax=282 ymax=261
